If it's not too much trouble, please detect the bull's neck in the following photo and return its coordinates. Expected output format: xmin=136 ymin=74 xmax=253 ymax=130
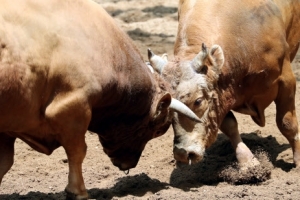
xmin=206 ymin=91 xmax=222 ymax=135
xmin=213 ymin=72 xmax=237 ymax=127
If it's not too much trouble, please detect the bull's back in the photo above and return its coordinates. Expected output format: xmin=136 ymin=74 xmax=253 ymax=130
xmin=175 ymin=0 xmax=287 ymax=87
xmin=175 ymin=0 xmax=286 ymax=59
xmin=0 ymin=0 xmax=152 ymax=131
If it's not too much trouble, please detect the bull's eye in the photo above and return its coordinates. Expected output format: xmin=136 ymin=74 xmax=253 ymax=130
xmin=194 ymin=98 xmax=202 ymax=106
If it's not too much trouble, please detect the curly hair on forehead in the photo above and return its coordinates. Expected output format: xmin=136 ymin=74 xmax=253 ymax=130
xmin=158 ymin=59 xmax=183 ymax=96
xmin=152 ymin=71 xmax=173 ymax=95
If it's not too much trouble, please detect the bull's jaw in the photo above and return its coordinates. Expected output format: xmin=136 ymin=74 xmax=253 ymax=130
xmin=101 ymin=142 xmax=143 ymax=171
xmin=110 ymin=157 xmax=138 ymax=171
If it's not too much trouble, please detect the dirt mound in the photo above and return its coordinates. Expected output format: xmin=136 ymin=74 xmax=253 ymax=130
xmin=220 ymin=151 xmax=273 ymax=184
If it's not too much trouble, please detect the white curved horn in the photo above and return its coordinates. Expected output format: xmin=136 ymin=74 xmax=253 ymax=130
xmin=148 ymin=48 xmax=167 ymax=74
xmin=145 ymin=61 xmax=154 ymax=73
xmin=170 ymin=98 xmax=202 ymax=123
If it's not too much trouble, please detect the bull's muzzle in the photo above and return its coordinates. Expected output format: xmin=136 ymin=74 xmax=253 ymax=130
xmin=110 ymin=158 xmax=138 ymax=171
xmin=173 ymin=146 xmax=204 ymax=165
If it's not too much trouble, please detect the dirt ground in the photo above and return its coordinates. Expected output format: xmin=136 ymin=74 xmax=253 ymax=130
xmin=1 ymin=0 xmax=300 ymax=199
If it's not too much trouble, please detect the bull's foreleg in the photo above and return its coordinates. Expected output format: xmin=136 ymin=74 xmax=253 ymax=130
xmin=0 ymin=133 xmax=16 ymax=184
xmin=45 ymin=92 xmax=91 ymax=200
xmin=220 ymin=111 xmax=259 ymax=169
xmin=275 ymin=61 xmax=300 ymax=167
xmin=63 ymin=136 xmax=88 ymax=200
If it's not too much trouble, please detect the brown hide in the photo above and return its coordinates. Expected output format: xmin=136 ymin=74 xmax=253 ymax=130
xmin=152 ymin=0 xmax=300 ymax=167
xmin=0 ymin=0 xmax=173 ymax=199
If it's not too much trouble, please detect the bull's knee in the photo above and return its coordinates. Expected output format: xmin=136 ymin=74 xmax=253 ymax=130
xmin=276 ymin=112 xmax=298 ymax=140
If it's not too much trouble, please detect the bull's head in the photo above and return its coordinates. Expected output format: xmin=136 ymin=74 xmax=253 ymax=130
xmin=148 ymin=43 xmax=225 ymax=165
xmin=98 ymin=73 xmax=201 ymax=171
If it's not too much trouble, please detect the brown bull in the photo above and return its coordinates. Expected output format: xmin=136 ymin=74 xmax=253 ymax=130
xmin=149 ymin=0 xmax=300 ymax=170
xmin=0 ymin=0 xmax=200 ymax=199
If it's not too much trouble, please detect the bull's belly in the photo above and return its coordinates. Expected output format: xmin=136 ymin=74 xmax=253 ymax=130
xmin=233 ymin=99 xmax=274 ymax=127
xmin=233 ymin=103 xmax=259 ymax=116
xmin=232 ymin=80 xmax=279 ymax=126
xmin=233 ymin=104 xmax=266 ymax=127
xmin=4 ymin=131 xmax=60 ymax=155
xmin=0 ymin=114 xmax=60 ymax=155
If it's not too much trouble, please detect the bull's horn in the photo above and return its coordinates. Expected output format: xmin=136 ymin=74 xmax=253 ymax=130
xmin=170 ymin=98 xmax=202 ymax=123
xmin=148 ymin=48 xmax=167 ymax=74
xmin=145 ymin=61 xmax=154 ymax=73
xmin=192 ymin=43 xmax=209 ymax=73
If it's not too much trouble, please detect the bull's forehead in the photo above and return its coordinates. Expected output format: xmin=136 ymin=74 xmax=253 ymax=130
xmin=179 ymin=61 xmax=207 ymax=86
xmin=176 ymin=79 xmax=206 ymax=103
xmin=177 ymin=79 xmax=198 ymax=95
xmin=178 ymin=61 xmax=195 ymax=79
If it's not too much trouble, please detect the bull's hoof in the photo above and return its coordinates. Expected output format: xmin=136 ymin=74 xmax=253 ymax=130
xmin=239 ymin=157 xmax=260 ymax=171
xmin=65 ymin=189 xmax=89 ymax=200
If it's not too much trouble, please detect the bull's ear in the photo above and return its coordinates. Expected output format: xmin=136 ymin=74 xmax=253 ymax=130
xmin=161 ymin=53 xmax=168 ymax=62
xmin=151 ymin=93 xmax=172 ymax=136
xmin=192 ymin=43 xmax=224 ymax=75
xmin=209 ymin=45 xmax=224 ymax=75
xmin=153 ymin=93 xmax=172 ymax=122
xmin=157 ymin=93 xmax=172 ymax=111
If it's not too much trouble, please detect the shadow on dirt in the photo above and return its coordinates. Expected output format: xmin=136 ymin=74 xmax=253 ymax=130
xmin=127 ymin=28 xmax=175 ymax=56
xmin=0 ymin=192 xmax=66 ymax=200
xmin=0 ymin=173 xmax=168 ymax=200
xmin=142 ymin=6 xmax=177 ymax=17
xmin=104 ymin=5 xmax=177 ymax=23
xmin=127 ymin=28 xmax=174 ymax=41
xmin=169 ymin=131 xmax=292 ymax=190
xmin=89 ymin=173 xmax=167 ymax=199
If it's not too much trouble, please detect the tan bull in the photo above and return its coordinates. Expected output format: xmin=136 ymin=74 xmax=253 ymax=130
xmin=0 ymin=0 xmax=201 ymax=199
xmin=149 ymin=0 xmax=300 ymax=170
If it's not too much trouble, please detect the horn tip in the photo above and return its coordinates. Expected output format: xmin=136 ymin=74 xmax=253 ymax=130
xmin=202 ymin=43 xmax=207 ymax=52
xmin=148 ymin=48 xmax=154 ymax=60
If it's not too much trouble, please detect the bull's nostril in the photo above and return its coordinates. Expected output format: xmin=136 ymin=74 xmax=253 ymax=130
xmin=188 ymin=152 xmax=196 ymax=160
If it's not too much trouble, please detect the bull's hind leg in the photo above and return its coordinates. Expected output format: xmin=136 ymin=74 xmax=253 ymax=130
xmin=0 ymin=133 xmax=16 ymax=184
xmin=275 ymin=61 xmax=300 ymax=167
xmin=220 ymin=111 xmax=259 ymax=169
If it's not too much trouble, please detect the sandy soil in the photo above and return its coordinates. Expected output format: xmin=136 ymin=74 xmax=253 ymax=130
xmin=1 ymin=0 xmax=300 ymax=199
